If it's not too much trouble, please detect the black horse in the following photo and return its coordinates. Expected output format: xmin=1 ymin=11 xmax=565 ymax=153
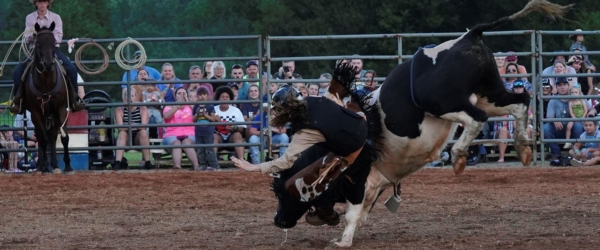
xmin=23 ymin=22 xmax=73 ymax=174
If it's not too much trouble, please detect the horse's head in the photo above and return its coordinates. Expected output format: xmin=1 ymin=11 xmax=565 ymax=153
xmin=271 ymin=176 xmax=312 ymax=228
xmin=33 ymin=22 xmax=56 ymax=72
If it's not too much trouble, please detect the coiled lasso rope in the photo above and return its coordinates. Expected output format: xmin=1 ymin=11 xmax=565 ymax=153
xmin=114 ymin=38 xmax=146 ymax=70
xmin=0 ymin=27 xmax=36 ymax=78
xmin=74 ymin=38 xmax=110 ymax=75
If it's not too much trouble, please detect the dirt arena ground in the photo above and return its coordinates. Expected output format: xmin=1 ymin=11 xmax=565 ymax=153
xmin=1 ymin=166 xmax=599 ymax=249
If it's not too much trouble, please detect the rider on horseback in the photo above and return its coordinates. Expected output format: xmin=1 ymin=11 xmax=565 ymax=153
xmin=10 ymin=0 xmax=85 ymax=114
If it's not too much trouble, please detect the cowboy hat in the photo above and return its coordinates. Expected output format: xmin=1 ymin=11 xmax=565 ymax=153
xmin=30 ymin=0 xmax=54 ymax=4
xmin=569 ymin=29 xmax=583 ymax=40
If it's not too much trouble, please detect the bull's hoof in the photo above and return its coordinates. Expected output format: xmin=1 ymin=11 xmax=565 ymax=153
xmin=64 ymin=170 xmax=75 ymax=175
xmin=52 ymin=168 xmax=62 ymax=174
xmin=452 ymin=157 xmax=466 ymax=175
xmin=519 ymin=147 xmax=533 ymax=166
xmin=334 ymin=240 xmax=352 ymax=248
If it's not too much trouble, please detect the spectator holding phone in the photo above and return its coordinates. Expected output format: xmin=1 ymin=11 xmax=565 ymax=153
xmin=162 ymin=87 xmax=200 ymax=169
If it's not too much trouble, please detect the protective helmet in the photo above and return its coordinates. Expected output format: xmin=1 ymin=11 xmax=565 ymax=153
xmin=271 ymin=85 xmax=302 ymax=108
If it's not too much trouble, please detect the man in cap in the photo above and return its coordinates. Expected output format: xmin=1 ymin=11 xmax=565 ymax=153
xmin=120 ymin=51 xmax=162 ymax=86
xmin=569 ymin=29 xmax=595 ymax=72
xmin=544 ymin=77 xmax=587 ymax=165
xmin=10 ymin=0 xmax=85 ymax=114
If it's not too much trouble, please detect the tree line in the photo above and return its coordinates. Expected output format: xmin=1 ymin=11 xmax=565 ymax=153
xmin=0 ymin=0 xmax=597 ymax=100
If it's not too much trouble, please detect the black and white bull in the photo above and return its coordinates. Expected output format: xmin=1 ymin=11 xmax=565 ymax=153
xmin=332 ymin=0 xmax=572 ymax=247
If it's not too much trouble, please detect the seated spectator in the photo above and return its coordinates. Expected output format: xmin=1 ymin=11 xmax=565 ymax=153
xmin=244 ymin=60 xmax=262 ymax=94
xmin=13 ymin=111 xmax=36 ymax=148
xmin=121 ymin=51 xmax=162 ymax=85
xmin=193 ymin=86 xmax=220 ymax=171
xmin=318 ymin=73 xmax=332 ymax=96
xmin=141 ymin=81 xmax=164 ymax=138
xmin=292 ymin=78 xmax=305 ymax=90
xmin=298 ymin=85 xmax=309 ymax=98
xmin=542 ymin=51 xmax=577 ymax=78
xmin=230 ymin=64 xmax=249 ymax=100
xmin=569 ymin=119 xmax=600 ymax=166
xmin=503 ymin=63 xmax=532 ymax=93
xmin=495 ymin=82 xmax=533 ymax=163
xmin=355 ymin=70 xmax=380 ymax=99
xmin=186 ymin=65 xmax=213 ymax=98
xmin=569 ymin=29 xmax=595 ymax=72
xmin=188 ymin=88 xmax=198 ymax=102
xmin=544 ymin=78 xmax=588 ymax=163
xmin=227 ymin=82 xmax=240 ymax=107
xmin=0 ymin=125 xmax=22 ymax=172
xmin=202 ymin=61 xmax=213 ymax=79
xmin=307 ymin=83 xmax=319 ymax=96
xmin=213 ymin=86 xmax=246 ymax=160
xmin=114 ymin=88 xmax=153 ymax=170
xmin=159 ymin=63 xmax=184 ymax=102
xmin=567 ymin=54 xmax=594 ymax=96
xmin=248 ymin=105 xmax=289 ymax=164
xmin=564 ymin=87 xmax=587 ymax=149
xmin=240 ymin=84 xmax=261 ymax=139
xmin=162 ymin=87 xmax=201 ymax=169
xmin=498 ymin=51 xmax=528 ymax=81
xmin=549 ymin=61 xmax=577 ymax=92
xmin=263 ymin=81 xmax=279 ymax=103
xmin=210 ymin=61 xmax=227 ymax=89
xmin=536 ymin=78 xmax=554 ymax=131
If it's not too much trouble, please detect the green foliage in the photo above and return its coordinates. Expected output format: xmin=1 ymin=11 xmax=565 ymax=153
xmin=1 ymin=0 xmax=598 ymax=101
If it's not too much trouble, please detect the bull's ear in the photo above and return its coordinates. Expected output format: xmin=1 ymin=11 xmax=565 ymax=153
xmin=49 ymin=21 xmax=55 ymax=31
xmin=34 ymin=23 xmax=40 ymax=32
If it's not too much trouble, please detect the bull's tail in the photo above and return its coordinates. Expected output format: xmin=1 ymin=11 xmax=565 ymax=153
xmin=468 ymin=0 xmax=573 ymax=40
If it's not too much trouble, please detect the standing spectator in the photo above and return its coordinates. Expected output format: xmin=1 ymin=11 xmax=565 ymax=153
xmin=241 ymin=84 xmax=261 ymax=139
xmin=568 ymin=54 xmax=594 ymax=96
xmin=275 ymin=61 xmax=301 ymax=79
xmin=498 ymin=51 xmax=528 ymax=81
xmin=318 ymin=73 xmax=332 ymax=96
xmin=307 ymin=83 xmax=319 ymax=96
xmin=248 ymin=105 xmax=289 ymax=164
xmin=193 ymin=86 xmax=220 ymax=171
xmin=231 ymin=64 xmax=249 ymax=100
xmin=162 ymin=88 xmax=201 ymax=169
xmin=121 ymin=51 xmax=162 ymax=83
xmin=213 ymin=87 xmax=246 ymax=160
xmin=544 ymin=77 xmax=587 ymax=163
xmin=569 ymin=29 xmax=596 ymax=72
xmin=564 ymin=87 xmax=587 ymax=149
xmin=159 ymin=63 xmax=184 ymax=102
xmin=495 ymin=53 xmax=506 ymax=75
xmin=114 ymin=88 xmax=153 ymax=170
xmin=569 ymin=119 xmax=600 ymax=166
xmin=186 ymin=65 xmax=213 ymax=98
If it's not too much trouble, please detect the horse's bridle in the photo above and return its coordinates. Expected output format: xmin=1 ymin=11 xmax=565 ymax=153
xmin=33 ymin=30 xmax=56 ymax=73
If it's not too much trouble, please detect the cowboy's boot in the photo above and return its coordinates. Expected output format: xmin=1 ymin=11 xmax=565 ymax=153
xmin=9 ymin=85 xmax=25 ymax=115
xmin=305 ymin=206 xmax=340 ymax=226
xmin=69 ymin=84 xmax=85 ymax=112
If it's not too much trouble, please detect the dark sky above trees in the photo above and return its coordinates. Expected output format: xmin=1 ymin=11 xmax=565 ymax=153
xmin=0 ymin=0 xmax=596 ymax=99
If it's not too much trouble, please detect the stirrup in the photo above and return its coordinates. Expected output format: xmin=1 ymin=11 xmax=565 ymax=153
xmin=9 ymin=98 xmax=24 ymax=115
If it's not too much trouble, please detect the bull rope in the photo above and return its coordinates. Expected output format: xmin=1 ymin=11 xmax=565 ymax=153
xmin=114 ymin=38 xmax=147 ymax=70
xmin=409 ymin=44 xmax=437 ymax=109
